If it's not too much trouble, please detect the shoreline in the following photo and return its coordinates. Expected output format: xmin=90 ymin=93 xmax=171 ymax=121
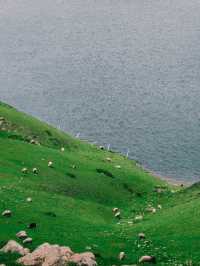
xmin=0 ymin=101 xmax=195 ymax=188
xmin=136 ymin=163 xmax=194 ymax=187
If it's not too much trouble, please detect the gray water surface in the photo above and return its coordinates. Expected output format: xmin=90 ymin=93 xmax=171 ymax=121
xmin=1 ymin=0 xmax=200 ymax=182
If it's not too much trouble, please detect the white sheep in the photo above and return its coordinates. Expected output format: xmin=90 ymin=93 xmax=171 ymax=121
xmin=134 ymin=215 xmax=143 ymax=221
xmin=2 ymin=210 xmax=12 ymax=217
xmin=112 ymin=207 xmax=119 ymax=213
xmin=115 ymin=211 xmax=121 ymax=219
xmin=48 ymin=161 xmax=53 ymax=167
xmin=21 ymin=168 xmax=28 ymax=174
xmin=23 ymin=238 xmax=32 ymax=244
xmin=16 ymin=231 xmax=27 ymax=239
xmin=32 ymin=168 xmax=38 ymax=174
xmin=26 ymin=197 xmax=32 ymax=203
xmin=139 ymin=255 xmax=156 ymax=263
xmin=118 ymin=251 xmax=125 ymax=260
xmin=138 ymin=233 xmax=146 ymax=240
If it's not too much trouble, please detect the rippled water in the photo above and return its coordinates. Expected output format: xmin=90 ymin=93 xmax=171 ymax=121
xmin=0 ymin=0 xmax=200 ymax=182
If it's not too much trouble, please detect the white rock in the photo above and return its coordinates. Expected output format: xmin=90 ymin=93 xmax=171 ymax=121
xmin=69 ymin=251 xmax=97 ymax=266
xmin=18 ymin=243 xmax=73 ymax=266
xmin=61 ymin=147 xmax=65 ymax=152
xmin=0 ymin=240 xmax=29 ymax=256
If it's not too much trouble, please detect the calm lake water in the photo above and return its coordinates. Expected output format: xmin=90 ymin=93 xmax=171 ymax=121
xmin=1 ymin=0 xmax=200 ymax=182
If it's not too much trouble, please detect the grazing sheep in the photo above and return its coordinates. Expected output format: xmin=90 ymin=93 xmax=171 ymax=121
xmin=32 ymin=168 xmax=38 ymax=174
xmin=157 ymin=204 xmax=162 ymax=209
xmin=48 ymin=161 xmax=53 ymax=167
xmin=2 ymin=210 xmax=12 ymax=217
xmin=134 ymin=215 xmax=143 ymax=221
xmin=139 ymin=255 xmax=156 ymax=264
xmin=106 ymin=157 xmax=112 ymax=162
xmin=146 ymin=207 xmax=156 ymax=214
xmin=21 ymin=168 xmax=28 ymax=174
xmin=61 ymin=147 xmax=65 ymax=152
xmin=16 ymin=231 xmax=27 ymax=239
xmin=154 ymin=187 xmax=165 ymax=194
xmin=152 ymin=208 xmax=156 ymax=214
xmin=26 ymin=197 xmax=32 ymax=203
xmin=119 ymin=252 xmax=126 ymax=260
xmin=115 ymin=211 xmax=121 ymax=219
xmin=30 ymin=139 xmax=36 ymax=145
xmin=23 ymin=238 xmax=33 ymax=244
xmin=28 ymin=223 xmax=37 ymax=229
xmin=138 ymin=233 xmax=146 ymax=240
xmin=112 ymin=207 xmax=119 ymax=213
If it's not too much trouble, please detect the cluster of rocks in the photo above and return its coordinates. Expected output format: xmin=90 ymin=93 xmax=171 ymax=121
xmin=0 ymin=241 xmax=97 ymax=266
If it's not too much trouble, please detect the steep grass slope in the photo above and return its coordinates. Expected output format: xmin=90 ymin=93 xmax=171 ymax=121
xmin=0 ymin=102 xmax=199 ymax=266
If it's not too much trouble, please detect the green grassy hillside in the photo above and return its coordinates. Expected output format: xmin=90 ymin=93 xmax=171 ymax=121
xmin=0 ymin=102 xmax=199 ymax=266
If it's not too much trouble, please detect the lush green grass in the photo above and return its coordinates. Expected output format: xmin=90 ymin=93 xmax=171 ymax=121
xmin=0 ymin=102 xmax=199 ymax=266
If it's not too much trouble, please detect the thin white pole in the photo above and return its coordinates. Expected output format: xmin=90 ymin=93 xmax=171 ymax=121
xmin=126 ymin=149 xmax=129 ymax=158
xmin=76 ymin=132 xmax=80 ymax=138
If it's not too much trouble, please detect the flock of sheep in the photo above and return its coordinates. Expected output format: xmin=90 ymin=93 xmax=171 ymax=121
xmin=1 ymin=142 xmax=161 ymax=265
